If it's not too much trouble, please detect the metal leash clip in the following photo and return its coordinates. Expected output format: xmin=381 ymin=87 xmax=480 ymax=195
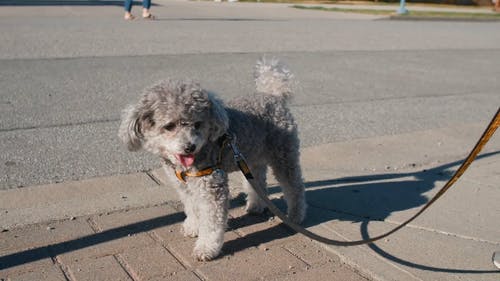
xmin=226 ymin=134 xmax=254 ymax=180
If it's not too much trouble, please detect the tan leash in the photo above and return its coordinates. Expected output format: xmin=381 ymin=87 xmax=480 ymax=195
xmin=238 ymin=107 xmax=500 ymax=246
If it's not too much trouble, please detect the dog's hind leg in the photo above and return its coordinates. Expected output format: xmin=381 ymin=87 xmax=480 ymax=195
xmin=242 ymin=165 xmax=268 ymax=215
xmin=269 ymin=147 xmax=307 ymax=224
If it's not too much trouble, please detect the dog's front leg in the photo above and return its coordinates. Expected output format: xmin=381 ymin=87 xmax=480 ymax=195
xmin=179 ymin=190 xmax=199 ymax=238
xmin=193 ymin=170 xmax=229 ymax=261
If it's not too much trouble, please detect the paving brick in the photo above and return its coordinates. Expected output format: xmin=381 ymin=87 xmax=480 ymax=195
xmin=6 ymin=264 xmax=67 ymax=281
xmin=196 ymin=247 xmax=307 ymax=281
xmin=165 ymin=230 xmax=241 ymax=268
xmin=153 ymin=232 xmax=190 ymax=266
xmin=282 ymin=238 xmax=339 ymax=267
xmin=152 ymin=223 xmax=184 ymax=244
xmin=92 ymin=205 xmax=183 ymax=235
xmin=266 ymin=238 xmax=371 ymax=281
xmin=57 ymin=233 xmax=155 ymax=264
xmin=146 ymin=270 xmax=202 ymax=281
xmin=0 ymin=219 xmax=94 ymax=255
xmin=93 ymin=205 xmax=185 ymax=247
xmin=67 ymin=255 xmax=132 ymax=281
xmin=219 ymin=230 xmax=264 ymax=257
xmin=228 ymin=206 xmax=299 ymax=249
xmin=266 ymin=263 xmax=369 ymax=281
xmin=119 ymin=244 xmax=185 ymax=280
xmin=0 ymin=248 xmax=53 ymax=277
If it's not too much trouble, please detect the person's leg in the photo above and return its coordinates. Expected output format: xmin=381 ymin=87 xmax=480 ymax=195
xmin=142 ymin=0 xmax=154 ymax=18
xmin=124 ymin=0 xmax=135 ymax=20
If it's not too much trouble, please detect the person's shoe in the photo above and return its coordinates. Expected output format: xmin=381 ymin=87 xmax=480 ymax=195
xmin=124 ymin=14 xmax=136 ymax=20
xmin=142 ymin=13 xmax=156 ymax=20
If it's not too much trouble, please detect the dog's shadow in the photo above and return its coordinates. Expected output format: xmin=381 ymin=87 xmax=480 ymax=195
xmin=223 ymin=151 xmax=500 ymax=274
xmin=223 ymin=164 xmax=446 ymax=254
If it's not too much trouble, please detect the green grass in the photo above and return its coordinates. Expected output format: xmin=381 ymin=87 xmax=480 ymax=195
xmin=293 ymin=5 xmax=392 ymax=15
xmin=292 ymin=5 xmax=500 ymax=20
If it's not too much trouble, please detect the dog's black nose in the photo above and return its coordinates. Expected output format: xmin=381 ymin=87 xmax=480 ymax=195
xmin=184 ymin=144 xmax=196 ymax=154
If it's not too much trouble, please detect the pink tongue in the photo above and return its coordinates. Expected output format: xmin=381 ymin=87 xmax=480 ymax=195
xmin=178 ymin=154 xmax=195 ymax=167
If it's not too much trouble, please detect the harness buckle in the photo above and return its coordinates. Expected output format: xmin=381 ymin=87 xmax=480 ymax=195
xmin=176 ymin=170 xmax=187 ymax=183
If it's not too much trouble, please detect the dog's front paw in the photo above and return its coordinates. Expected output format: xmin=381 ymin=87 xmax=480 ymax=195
xmin=182 ymin=220 xmax=199 ymax=238
xmin=193 ymin=242 xmax=221 ymax=261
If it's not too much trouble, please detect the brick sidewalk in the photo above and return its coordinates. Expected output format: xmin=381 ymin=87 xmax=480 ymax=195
xmin=2 ymin=122 xmax=498 ymax=280
xmin=0 ymin=199 xmax=369 ymax=281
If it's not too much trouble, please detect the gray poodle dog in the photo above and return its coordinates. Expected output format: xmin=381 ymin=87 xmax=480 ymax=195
xmin=118 ymin=58 xmax=306 ymax=261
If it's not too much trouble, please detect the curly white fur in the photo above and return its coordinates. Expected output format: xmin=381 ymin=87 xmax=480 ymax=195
xmin=119 ymin=58 xmax=306 ymax=261
xmin=254 ymin=57 xmax=294 ymax=98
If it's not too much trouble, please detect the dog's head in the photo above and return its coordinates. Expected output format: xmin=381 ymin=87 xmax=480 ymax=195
xmin=119 ymin=80 xmax=229 ymax=167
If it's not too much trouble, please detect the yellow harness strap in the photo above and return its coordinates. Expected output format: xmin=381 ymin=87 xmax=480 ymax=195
xmin=175 ymin=167 xmax=215 ymax=183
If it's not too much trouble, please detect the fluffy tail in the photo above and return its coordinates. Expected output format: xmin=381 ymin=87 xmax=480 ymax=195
xmin=254 ymin=57 xmax=294 ymax=99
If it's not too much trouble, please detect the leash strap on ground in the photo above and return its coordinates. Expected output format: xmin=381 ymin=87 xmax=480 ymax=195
xmin=243 ymin=107 xmax=500 ymax=246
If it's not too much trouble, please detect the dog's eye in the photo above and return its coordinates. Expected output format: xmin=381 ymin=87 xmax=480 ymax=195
xmin=163 ymin=123 xmax=176 ymax=131
xmin=194 ymin=121 xmax=202 ymax=130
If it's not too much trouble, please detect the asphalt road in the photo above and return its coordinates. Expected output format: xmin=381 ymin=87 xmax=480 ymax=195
xmin=1 ymin=1 xmax=499 ymax=188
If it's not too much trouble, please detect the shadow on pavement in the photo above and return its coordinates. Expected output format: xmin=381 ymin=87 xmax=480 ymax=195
xmin=300 ymin=150 xmax=500 ymax=274
xmin=1 ymin=151 xmax=499 ymax=273
xmin=302 ymin=150 xmax=500 ymax=224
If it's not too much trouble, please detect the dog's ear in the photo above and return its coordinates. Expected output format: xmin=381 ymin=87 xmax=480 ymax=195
xmin=207 ymin=93 xmax=229 ymax=142
xmin=118 ymin=104 xmax=155 ymax=151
